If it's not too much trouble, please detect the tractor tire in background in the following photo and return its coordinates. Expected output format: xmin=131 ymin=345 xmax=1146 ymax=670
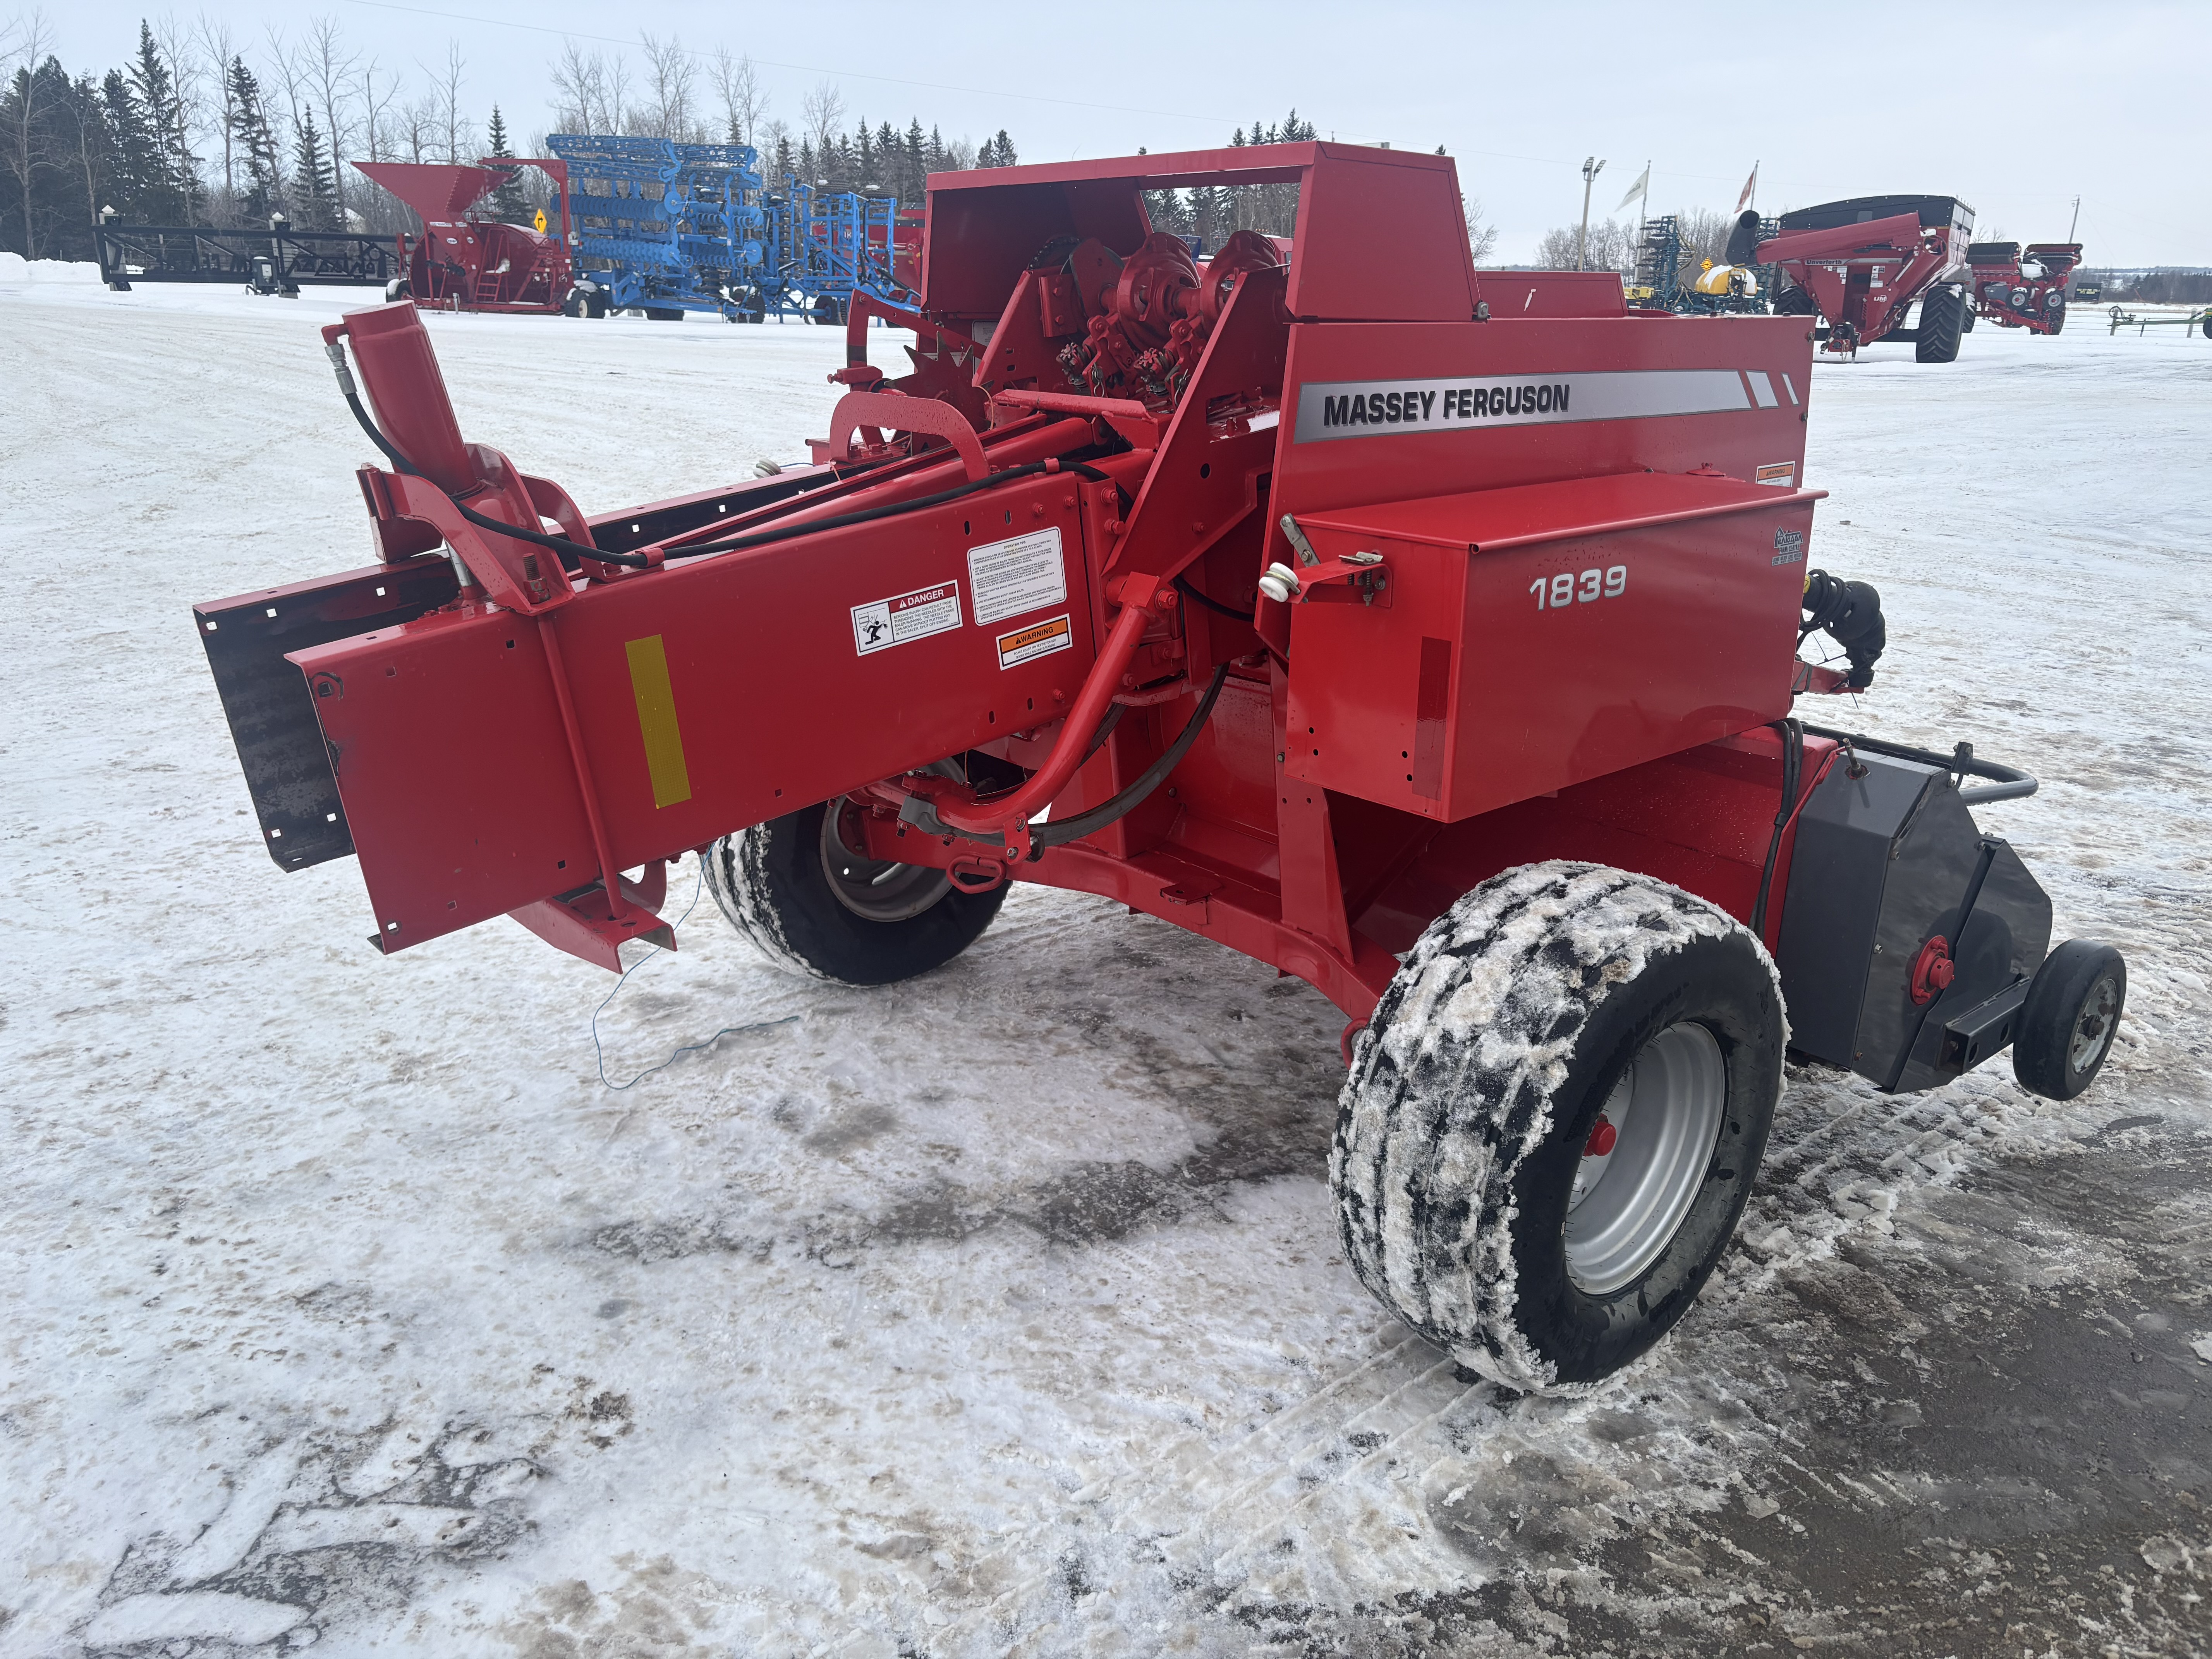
xmin=644 ymin=306 xmax=685 ymax=322
xmin=812 ymin=294 xmax=845 ymax=326
xmin=703 ymin=794 xmax=1006 ymax=986
xmin=1916 ymin=284 xmax=1966 ymax=362
xmin=385 ymin=277 xmax=412 ymax=303
xmin=1332 ymin=862 xmax=1784 ymax=1391
xmin=2012 ymin=940 xmax=2126 ymax=1100
xmin=1961 ymin=302 xmax=1977 ymax=332
xmin=1773 ymin=282 xmax=1817 ymax=317
xmin=2044 ymin=294 xmax=2066 ymax=335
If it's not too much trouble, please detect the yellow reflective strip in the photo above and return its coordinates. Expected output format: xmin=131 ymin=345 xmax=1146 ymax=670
xmin=623 ymin=635 xmax=692 ymax=808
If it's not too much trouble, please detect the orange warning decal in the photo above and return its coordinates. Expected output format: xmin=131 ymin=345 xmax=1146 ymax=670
xmin=995 ymin=613 xmax=1072 ymax=670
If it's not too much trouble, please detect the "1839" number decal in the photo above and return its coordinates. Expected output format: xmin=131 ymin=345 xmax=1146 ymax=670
xmin=1530 ymin=566 xmax=1628 ymax=610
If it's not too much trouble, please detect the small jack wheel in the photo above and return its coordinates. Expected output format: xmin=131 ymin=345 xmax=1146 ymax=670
xmin=2012 ymin=939 xmax=2126 ymax=1100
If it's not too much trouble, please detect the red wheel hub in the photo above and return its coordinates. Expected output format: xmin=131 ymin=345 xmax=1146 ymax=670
xmin=1910 ymin=935 xmax=1957 ymax=1005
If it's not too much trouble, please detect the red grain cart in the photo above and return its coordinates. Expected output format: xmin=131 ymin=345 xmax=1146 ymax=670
xmin=355 ymin=159 xmax=573 ymax=314
xmin=194 ymin=144 xmax=2125 ymax=1391
xmin=1754 ymin=195 xmax=1977 ymax=361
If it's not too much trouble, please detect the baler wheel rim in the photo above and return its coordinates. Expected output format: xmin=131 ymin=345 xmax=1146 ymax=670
xmin=819 ymin=799 xmax=953 ymax=923
xmin=1563 ymin=1021 xmax=1728 ymax=1295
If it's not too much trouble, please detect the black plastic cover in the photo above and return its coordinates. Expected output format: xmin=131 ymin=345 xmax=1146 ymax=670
xmin=1776 ymin=750 xmax=2051 ymax=1093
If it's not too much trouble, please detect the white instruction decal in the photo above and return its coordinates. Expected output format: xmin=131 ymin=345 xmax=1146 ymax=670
xmin=996 ymin=613 xmax=1073 ymax=671
xmin=967 ymin=527 xmax=1067 ymax=626
xmin=852 ymin=581 xmax=960 ymax=656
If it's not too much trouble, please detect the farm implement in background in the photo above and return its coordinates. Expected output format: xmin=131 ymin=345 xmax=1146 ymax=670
xmin=193 ymin=143 xmax=2128 ymax=1396
xmin=544 ymin=134 xmax=915 ymax=324
xmin=1965 ymin=241 xmax=2082 ymax=334
xmin=354 ymin=159 xmax=574 ymax=315
xmin=94 ymin=219 xmax=401 ymax=295
xmin=1748 ymin=195 xmax=1978 ymax=362
xmin=2106 ymin=305 xmax=2212 ymax=338
xmin=1625 ymin=213 xmax=1772 ymax=315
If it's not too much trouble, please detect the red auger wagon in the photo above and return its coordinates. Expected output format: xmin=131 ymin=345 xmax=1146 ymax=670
xmin=195 ymin=144 xmax=2126 ymax=1391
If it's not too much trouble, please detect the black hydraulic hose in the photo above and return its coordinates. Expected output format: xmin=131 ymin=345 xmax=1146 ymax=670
xmin=1028 ymin=664 xmax=1232 ymax=856
xmin=331 ymin=339 xmax=1097 ymax=574
xmin=1174 ymin=574 xmax=1252 ymax=620
xmin=1749 ymin=718 xmax=1803 ymax=943
xmin=661 ymin=459 xmax=1077 ymax=562
xmin=333 ymin=373 xmax=653 ymax=570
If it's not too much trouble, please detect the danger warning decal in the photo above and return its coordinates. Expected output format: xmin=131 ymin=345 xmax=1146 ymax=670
xmin=852 ymin=582 xmax=960 ymax=656
xmin=996 ymin=614 xmax=1072 ymax=671
xmin=1755 ymin=461 xmax=1796 ymax=487
xmin=1291 ymin=368 xmax=1757 ymax=444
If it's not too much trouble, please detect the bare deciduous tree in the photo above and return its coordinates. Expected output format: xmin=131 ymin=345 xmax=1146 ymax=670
xmin=801 ymin=79 xmax=843 ymax=168
xmin=709 ymin=46 xmax=766 ymax=147
xmin=637 ymin=32 xmax=695 ymax=141
xmin=400 ymin=93 xmax=436 ymax=163
xmin=1465 ymin=194 xmax=1499 ymax=265
xmin=301 ymin=16 xmax=359 ymax=218
xmin=356 ymin=56 xmax=400 ymax=165
xmin=192 ymin=13 xmax=240 ymax=199
xmin=1 ymin=7 xmax=55 ymax=255
xmin=1537 ymin=218 xmax=1633 ymax=275
xmin=431 ymin=40 xmax=469 ymax=163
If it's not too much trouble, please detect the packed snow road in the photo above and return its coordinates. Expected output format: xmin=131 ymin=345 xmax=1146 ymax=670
xmin=2 ymin=266 xmax=2208 ymax=1657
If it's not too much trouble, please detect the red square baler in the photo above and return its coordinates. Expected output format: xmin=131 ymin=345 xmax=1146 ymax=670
xmin=194 ymin=144 xmax=2125 ymax=1389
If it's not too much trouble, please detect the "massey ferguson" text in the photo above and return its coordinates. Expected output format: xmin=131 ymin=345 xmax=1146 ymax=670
xmin=1321 ymin=382 xmax=1572 ymax=429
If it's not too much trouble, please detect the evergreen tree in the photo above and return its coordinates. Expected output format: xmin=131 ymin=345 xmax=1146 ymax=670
xmin=291 ymin=112 xmax=335 ymax=228
xmin=927 ymin=124 xmax=947 ymax=173
xmin=127 ymin=22 xmax=198 ymax=222
xmin=484 ymin=106 xmax=529 ymax=222
xmin=853 ymin=119 xmax=874 ymax=190
xmin=903 ymin=118 xmax=924 ymax=204
xmin=100 ymin=68 xmax=158 ymax=220
xmin=226 ymin=58 xmax=280 ymax=223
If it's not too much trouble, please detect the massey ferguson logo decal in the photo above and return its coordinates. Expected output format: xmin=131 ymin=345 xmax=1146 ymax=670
xmin=1293 ymin=369 xmax=1762 ymax=444
xmin=1321 ymin=383 xmax=1572 ymax=429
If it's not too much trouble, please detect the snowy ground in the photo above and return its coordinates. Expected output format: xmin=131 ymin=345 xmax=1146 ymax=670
xmin=3 ymin=264 xmax=2209 ymax=1658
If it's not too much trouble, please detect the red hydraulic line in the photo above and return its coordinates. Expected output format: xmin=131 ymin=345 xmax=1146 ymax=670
xmin=930 ymin=573 xmax=1168 ymax=837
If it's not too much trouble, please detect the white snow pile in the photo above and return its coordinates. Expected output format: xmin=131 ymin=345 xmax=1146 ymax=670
xmin=0 ymin=252 xmax=99 ymax=285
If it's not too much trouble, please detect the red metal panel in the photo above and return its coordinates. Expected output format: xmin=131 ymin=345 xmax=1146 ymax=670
xmin=295 ymin=479 xmax=1099 ymax=953
xmin=1284 ymin=473 xmax=1818 ymax=822
xmin=1284 ymin=150 xmax=1475 ymax=323
xmin=1262 ymin=313 xmax=1814 ymax=576
xmin=1474 ymin=271 xmax=1628 ymax=319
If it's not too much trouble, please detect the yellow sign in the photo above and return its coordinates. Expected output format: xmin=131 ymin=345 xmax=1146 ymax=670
xmin=533 ymin=208 xmax=547 ymax=234
xmin=623 ymin=635 xmax=693 ymax=808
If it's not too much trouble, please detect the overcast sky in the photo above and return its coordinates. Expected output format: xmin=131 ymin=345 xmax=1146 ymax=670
xmin=19 ymin=0 xmax=2208 ymax=264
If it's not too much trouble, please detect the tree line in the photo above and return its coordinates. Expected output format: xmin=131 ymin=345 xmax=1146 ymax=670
xmin=0 ymin=14 xmax=1022 ymax=262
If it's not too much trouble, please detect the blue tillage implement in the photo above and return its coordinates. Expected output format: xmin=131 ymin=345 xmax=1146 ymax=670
xmin=546 ymin=132 xmax=908 ymax=323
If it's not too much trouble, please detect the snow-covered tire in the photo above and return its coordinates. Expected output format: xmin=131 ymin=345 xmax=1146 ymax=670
xmin=1331 ymin=862 xmax=1785 ymax=1391
xmin=702 ymin=797 xmax=1006 ymax=986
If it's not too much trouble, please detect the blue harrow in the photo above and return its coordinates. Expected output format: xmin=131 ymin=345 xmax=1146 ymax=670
xmin=546 ymin=133 xmax=911 ymax=324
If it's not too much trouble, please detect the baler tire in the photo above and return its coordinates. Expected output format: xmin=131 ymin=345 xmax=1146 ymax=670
xmin=2011 ymin=939 xmax=2125 ymax=1101
xmin=1916 ymin=285 xmax=1966 ymax=363
xmin=1331 ymin=862 xmax=1784 ymax=1392
xmin=702 ymin=799 xmax=1006 ymax=987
